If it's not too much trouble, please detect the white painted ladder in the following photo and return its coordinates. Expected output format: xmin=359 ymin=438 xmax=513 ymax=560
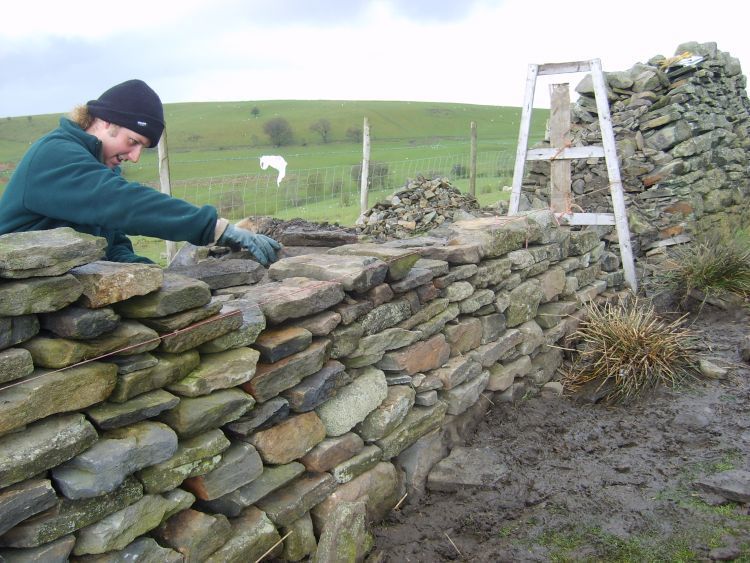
xmin=507 ymin=58 xmax=637 ymax=292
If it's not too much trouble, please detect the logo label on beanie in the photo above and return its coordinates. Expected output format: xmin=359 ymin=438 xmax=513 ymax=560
xmin=137 ymin=121 xmax=148 ymax=127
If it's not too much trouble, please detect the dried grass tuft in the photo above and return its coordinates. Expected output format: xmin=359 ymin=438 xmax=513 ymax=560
xmin=560 ymin=298 xmax=699 ymax=404
xmin=655 ymin=237 xmax=750 ymax=307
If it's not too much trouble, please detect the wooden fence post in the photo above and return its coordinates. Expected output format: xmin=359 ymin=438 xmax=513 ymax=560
xmin=157 ymin=129 xmax=177 ymax=265
xmin=360 ymin=117 xmax=371 ymax=215
xmin=469 ymin=121 xmax=477 ymax=196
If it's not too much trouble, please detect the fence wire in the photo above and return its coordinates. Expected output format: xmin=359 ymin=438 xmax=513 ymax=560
xmin=148 ymin=150 xmax=515 ymax=225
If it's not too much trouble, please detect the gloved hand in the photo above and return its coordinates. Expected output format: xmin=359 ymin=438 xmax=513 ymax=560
xmin=217 ymin=224 xmax=281 ymax=266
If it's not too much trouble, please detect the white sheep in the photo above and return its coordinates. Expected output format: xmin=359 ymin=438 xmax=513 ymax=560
xmin=260 ymin=155 xmax=287 ymax=186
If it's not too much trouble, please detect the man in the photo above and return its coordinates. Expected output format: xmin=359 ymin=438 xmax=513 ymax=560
xmin=0 ymin=79 xmax=280 ymax=265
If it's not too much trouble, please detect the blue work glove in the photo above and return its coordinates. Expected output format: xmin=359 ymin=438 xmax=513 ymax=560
xmin=217 ymin=224 xmax=281 ymax=266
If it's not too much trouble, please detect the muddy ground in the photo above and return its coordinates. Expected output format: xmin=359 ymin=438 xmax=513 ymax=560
xmin=372 ymin=304 xmax=750 ymax=562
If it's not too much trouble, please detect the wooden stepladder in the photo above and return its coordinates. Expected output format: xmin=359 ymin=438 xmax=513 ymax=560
xmin=507 ymin=58 xmax=637 ymax=292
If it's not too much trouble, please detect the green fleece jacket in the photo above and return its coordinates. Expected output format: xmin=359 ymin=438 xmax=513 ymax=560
xmin=0 ymin=118 xmax=219 ymax=263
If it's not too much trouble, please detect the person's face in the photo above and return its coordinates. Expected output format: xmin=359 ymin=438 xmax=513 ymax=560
xmin=99 ymin=122 xmax=150 ymax=169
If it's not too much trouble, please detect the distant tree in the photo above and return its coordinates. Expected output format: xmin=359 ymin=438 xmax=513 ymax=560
xmin=345 ymin=125 xmax=363 ymax=143
xmin=310 ymin=118 xmax=332 ymax=143
xmin=251 ymin=106 xmax=260 ymax=118
xmin=263 ymin=117 xmax=294 ymax=147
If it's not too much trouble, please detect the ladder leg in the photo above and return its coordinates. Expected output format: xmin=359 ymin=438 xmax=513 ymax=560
xmin=590 ymin=59 xmax=638 ymax=292
xmin=508 ymin=64 xmax=539 ymax=215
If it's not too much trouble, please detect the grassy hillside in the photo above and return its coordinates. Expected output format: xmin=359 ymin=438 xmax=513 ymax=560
xmin=1 ymin=100 xmax=546 ymax=182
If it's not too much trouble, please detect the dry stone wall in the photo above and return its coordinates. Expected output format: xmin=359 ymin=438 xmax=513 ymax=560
xmin=518 ymin=41 xmax=750 ymax=259
xmin=0 ymin=220 xmax=625 ymax=561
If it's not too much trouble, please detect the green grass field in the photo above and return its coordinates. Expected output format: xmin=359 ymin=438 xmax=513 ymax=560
xmin=0 ymin=99 xmax=548 ymax=263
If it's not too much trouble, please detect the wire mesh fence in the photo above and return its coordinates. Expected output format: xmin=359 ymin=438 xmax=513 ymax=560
xmin=147 ymin=150 xmax=515 ymax=225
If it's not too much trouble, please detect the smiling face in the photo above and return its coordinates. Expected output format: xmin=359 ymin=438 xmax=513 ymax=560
xmin=87 ymin=119 xmax=150 ymax=169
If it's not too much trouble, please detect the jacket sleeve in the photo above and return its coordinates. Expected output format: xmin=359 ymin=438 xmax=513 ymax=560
xmin=18 ymin=138 xmax=219 ymax=246
xmin=105 ymin=230 xmax=155 ymax=264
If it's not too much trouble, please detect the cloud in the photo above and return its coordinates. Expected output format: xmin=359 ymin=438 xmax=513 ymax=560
xmin=1 ymin=0 xmax=748 ymax=117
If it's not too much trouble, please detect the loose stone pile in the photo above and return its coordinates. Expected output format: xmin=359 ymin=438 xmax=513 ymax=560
xmin=0 ymin=217 xmax=624 ymax=561
xmin=356 ymin=176 xmax=482 ymax=240
xmin=520 ymin=41 xmax=750 ymax=258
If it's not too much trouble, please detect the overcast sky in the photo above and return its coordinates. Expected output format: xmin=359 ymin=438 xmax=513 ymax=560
xmin=1 ymin=0 xmax=747 ymax=118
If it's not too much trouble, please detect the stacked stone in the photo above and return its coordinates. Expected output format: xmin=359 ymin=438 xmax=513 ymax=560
xmin=519 ymin=41 xmax=750 ymax=257
xmin=0 ymin=217 xmax=624 ymax=561
xmin=356 ymin=176 xmax=482 ymax=240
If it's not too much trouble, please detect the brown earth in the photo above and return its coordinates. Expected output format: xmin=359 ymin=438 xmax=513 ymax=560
xmin=372 ymin=304 xmax=750 ymax=562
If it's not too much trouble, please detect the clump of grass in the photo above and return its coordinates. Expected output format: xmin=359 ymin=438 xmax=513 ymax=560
xmin=655 ymin=237 xmax=750 ymax=306
xmin=561 ymin=298 xmax=698 ymax=404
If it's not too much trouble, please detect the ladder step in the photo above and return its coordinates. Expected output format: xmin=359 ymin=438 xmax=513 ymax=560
xmin=560 ymin=213 xmax=616 ymax=226
xmin=526 ymin=146 xmax=605 ymax=161
xmin=538 ymin=61 xmax=593 ymax=75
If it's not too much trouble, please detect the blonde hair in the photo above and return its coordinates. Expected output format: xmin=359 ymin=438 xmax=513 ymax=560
xmin=69 ymin=105 xmax=95 ymax=129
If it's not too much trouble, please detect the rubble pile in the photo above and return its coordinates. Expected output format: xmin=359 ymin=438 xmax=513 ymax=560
xmin=356 ymin=177 xmax=482 ymax=240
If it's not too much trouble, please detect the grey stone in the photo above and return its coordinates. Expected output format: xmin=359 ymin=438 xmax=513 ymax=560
xmin=389 ymin=267 xmax=434 ymax=293
xmin=139 ymin=299 xmax=223 ymax=333
xmin=204 ymin=507 xmax=282 ymax=563
xmin=0 ymin=479 xmax=57 ymax=536
xmin=84 ymin=389 xmax=180 ymax=430
xmin=428 ymin=446 xmax=509 ymax=492
xmin=136 ymin=428 xmax=230 ymax=494
xmin=0 ymin=347 xmax=34 ymax=385
xmin=246 ymin=338 xmax=330 ymax=403
xmin=224 ymin=396 xmax=290 ymax=438
xmin=312 ymin=500 xmax=373 ymax=563
xmin=0 ymin=315 xmax=39 ymax=353
xmin=269 ymin=254 xmax=388 ymax=292
xmin=440 ymin=370 xmax=490 ymax=415
xmin=198 ymin=462 xmax=306 ymax=517
xmin=158 ymin=309 xmax=243 ymax=353
xmin=360 ymin=300 xmax=412 ymax=336
xmin=158 ymin=388 xmax=255 ymax=438
xmin=68 ymin=537 xmax=181 ymax=563
xmin=694 ymin=470 xmax=750 ymax=503
xmin=0 ymin=274 xmax=83 ymax=316
xmin=51 ymin=421 xmax=178 ymax=499
xmin=107 ymin=352 xmax=159 ymax=374
xmin=21 ymin=320 xmax=160 ymax=369
xmin=109 ymin=350 xmax=199 ymax=403
xmin=113 ymin=272 xmax=212 ymax=318
xmin=505 ymin=279 xmax=544 ymax=327
xmin=331 ymin=444 xmax=383 ymax=484
xmin=74 ymin=493 xmax=191 ymax=556
xmin=355 ymin=385 xmax=415 ymax=442
xmin=256 ymin=472 xmax=337 ymax=527
xmin=70 ymin=261 xmax=164 ymax=308
xmin=226 ymin=277 xmax=345 ymax=324
xmin=327 ymin=243 xmax=420 ymax=280
xmin=282 ymin=359 xmax=348 ymax=412
xmin=0 ymin=227 xmax=105 ymax=279
xmin=182 ymin=442 xmax=264 ymax=501
xmin=167 ymin=347 xmax=260 ymax=397
xmin=316 ymin=366 xmax=388 ymax=436
xmin=0 ymin=362 xmax=117 ymax=437
xmin=0 ymin=413 xmax=98 ymax=488
xmin=198 ymin=299 xmax=266 ymax=354
xmin=253 ymin=326 xmax=312 ymax=363
xmin=0 ymin=535 xmax=75 ymax=563
xmin=375 ymin=402 xmax=448 ymax=459
xmin=0 ymin=476 xmax=143 ymax=548
xmin=280 ymin=512 xmax=317 ymax=562
xmin=167 ymin=257 xmax=265 ymax=289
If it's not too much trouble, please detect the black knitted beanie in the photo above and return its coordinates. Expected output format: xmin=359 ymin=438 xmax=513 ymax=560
xmin=87 ymin=79 xmax=165 ymax=147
